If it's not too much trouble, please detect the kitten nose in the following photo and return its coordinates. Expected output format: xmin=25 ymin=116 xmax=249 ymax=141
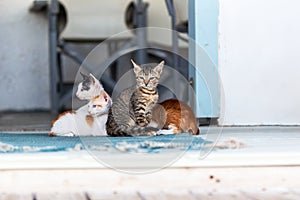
xmin=145 ymin=80 xmax=149 ymax=86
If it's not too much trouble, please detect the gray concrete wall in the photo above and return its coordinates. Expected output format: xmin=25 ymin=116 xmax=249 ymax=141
xmin=0 ymin=0 xmax=49 ymax=111
xmin=0 ymin=0 xmax=124 ymax=111
xmin=0 ymin=0 xmax=187 ymax=112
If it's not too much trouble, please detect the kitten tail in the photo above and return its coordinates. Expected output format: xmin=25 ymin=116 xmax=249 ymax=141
xmin=49 ymin=132 xmax=56 ymax=137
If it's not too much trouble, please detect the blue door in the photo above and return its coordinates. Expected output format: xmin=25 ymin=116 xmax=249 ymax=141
xmin=188 ymin=0 xmax=219 ymax=118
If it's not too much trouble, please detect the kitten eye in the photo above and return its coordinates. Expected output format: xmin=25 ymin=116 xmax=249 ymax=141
xmin=149 ymin=77 xmax=155 ymax=80
xmin=92 ymin=105 xmax=96 ymax=108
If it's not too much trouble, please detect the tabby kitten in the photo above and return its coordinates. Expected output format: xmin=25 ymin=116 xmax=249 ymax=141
xmin=106 ymin=60 xmax=164 ymax=136
xmin=151 ymin=99 xmax=200 ymax=135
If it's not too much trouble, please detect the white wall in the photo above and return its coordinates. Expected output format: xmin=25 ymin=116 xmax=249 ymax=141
xmin=0 ymin=0 xmax=49 ymax=111
xmin=219 ymin=0 xmax=300 ymax=125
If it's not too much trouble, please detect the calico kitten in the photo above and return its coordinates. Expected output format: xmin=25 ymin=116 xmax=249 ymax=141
xmin=76 ymin=72 xmax=103 ymax=100
xmin=76 ymin=72 xmax=105 ymax=114
xmin=50 ymin=90 xmax=111 ymax=136
xmin=151 ymin=99 xmax=200 ymax=135
xmin=106 ymin=60 xmax=164 ymax=137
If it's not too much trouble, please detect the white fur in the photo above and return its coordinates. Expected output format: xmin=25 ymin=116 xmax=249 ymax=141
xmin=148 ymin=121 xmax=174 ymax=135
xmin=157 ymin=129 xmax=174 ymax=135
xmin=76 ymin=73 xmax=103 ymax=100
xmin=50 ymin=110 xmax=108 ymax=137
xmin=51 ymin=90 xmax=111 ymax=137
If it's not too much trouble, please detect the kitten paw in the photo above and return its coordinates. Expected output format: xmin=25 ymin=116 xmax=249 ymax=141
xmin=157 ymin=129 xmax=174 ymax=135
xmin=56 ymin=133 xmax=76 ymax=137
xmin=131 ymin=127 xmax=158 ymax=136
xmin=137 ymin=121 xmax=147 ymax=127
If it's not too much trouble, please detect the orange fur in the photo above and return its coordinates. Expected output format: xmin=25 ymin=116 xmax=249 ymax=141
xmin=85 ymin=115 xmax=94 ymax=127
xmin=93 ymin=90 xmax=108 ymax=101
xmin=152 ymin=99 xmax=199 ymax=135
xmin=93 ymin=95 xmax=100 ymax=100
xmin=49 ymin=132 xmax=55 ymax=137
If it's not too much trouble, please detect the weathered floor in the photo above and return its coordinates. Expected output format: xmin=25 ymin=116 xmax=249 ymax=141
xmin=0 ymin=112 xmax=300 ymax=199
xmin=0 ymin=167 xmax=299 ymax=199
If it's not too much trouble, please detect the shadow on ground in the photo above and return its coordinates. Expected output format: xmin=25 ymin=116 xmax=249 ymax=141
xmin=0 ymin=112 xmax=52 ymax=131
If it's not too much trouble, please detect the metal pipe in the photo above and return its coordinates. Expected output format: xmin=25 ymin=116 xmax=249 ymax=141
xmin=48 ymin=0 xmax=59 ymax=115
xmin=135 ymin=0 xmax=148 ymax=64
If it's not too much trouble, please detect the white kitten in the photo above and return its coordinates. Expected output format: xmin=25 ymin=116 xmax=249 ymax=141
xmin=76 ymin=72 xmax=105 ymax=113
xmin=76 ymin=72 xmax=103 ymax=100
xmin=50 ymin=90 xmax=111 ymax=137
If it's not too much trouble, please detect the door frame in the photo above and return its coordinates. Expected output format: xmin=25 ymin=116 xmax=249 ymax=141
xmin=188 ymin=0 xmax=219 ymax=118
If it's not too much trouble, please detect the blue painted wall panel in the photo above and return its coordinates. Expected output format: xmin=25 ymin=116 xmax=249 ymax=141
xmin=189 ymin=0 xmax=219 ymax=118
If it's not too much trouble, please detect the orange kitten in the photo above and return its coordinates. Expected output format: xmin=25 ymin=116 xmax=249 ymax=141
xmin=152 ymin=99 xmax=200 ymax=135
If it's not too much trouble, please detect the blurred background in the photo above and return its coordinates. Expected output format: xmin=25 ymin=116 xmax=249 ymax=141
xmin=0 ymin=1 xmax=299 ymax=198
xmin=0 ymin=0 xmax=300 ymax=129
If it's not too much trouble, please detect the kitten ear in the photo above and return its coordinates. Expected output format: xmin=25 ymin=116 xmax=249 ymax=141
xmin=100 ymin=90 xmax=110 ymax=102
xmin=80 ymin=72 xmax=89 ymax=80
xmin=89 ymin=73 xmax=98 ymax=84
xmin=154 ymin=60 xmax=164 ymax=75
xmin=131 ymin=59 xmax=142 ymax=75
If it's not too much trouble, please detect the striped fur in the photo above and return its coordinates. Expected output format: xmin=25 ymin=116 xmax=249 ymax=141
xmin=131 ymin=86 xmax=158 ymax=127
xmin=106 ymin=60 xmax=164 ymax=137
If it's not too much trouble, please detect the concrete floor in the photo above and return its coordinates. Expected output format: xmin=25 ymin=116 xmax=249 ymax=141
xmin=0 ymin=111 xmax=52 ymax=132
xmin=0 ymin=125 xmax=299 ymax=199
xmin=1 ymin=112 xmax=300 ymax=199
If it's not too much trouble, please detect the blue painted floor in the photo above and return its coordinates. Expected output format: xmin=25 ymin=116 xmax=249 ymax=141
xmin=0 ymin=133 xmax=208 ymax=153
xmin=0 ymin=112 xmax=210 ymax=153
